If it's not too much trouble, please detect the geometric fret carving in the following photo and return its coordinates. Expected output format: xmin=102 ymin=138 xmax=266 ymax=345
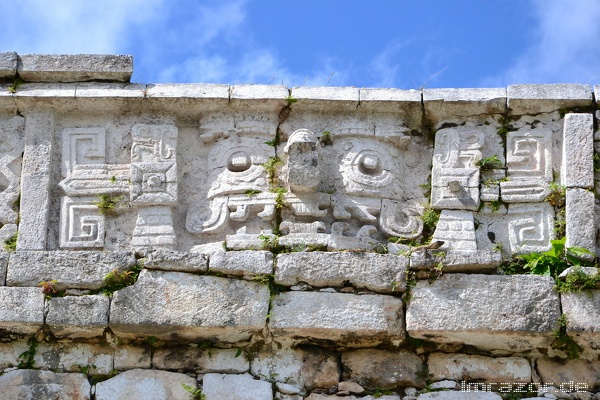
xmin=507 ymin=203 xmax=554 ymax=254
xmin=60 ymin=197 xmax=105 ymax=249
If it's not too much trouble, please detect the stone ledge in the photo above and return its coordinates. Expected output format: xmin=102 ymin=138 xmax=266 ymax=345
xmin=17 ymin=54 xmax=133 ymax=83
xmin=561 ymin=290 xmax=600 ymax=351
xmin=275 ymin=252 xmax=407 ymax=293
xmin=0 ymin=52 xmax=17 ymax=79
xmin=269 ymin=291 xmax=404 ymax=347
xmin=423 ymin=87 xmax=506 ymax=121
xmin=142 ymin=249 xmax=208 ymax=272
xmin=407 ymin=250 xmax=502 ymax=272
xmin=6 ymin=251 xmax=136 ymax=290
xmin=46 ymin=294 xmax=109 ymax=339
xmin=507 ymin=83 xmax=593 ymax=115
xmin=0 ymin=286 xmax=44 ymax=334
xmin=290 ymin=86 xmax=360 ymax=111
xmin=209 ymin=250 xmax=273 ymax=277
xmin=406 ymin=274 xmax=560 ymax=351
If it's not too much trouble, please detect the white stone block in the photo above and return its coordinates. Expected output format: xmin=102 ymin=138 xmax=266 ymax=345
xmin=562 ymin=113 xmax=594 ymax=188
xmin=95 ymin=369 xmax=196 ymax=400
xmin=0 ymin=341 xmax=29 ymax=369
xmin=0 ymin=287 xmax=44 ymax=334
xmin=110 ymin=270 xmax=269 ymax=342
xmin=114 ymin=345 xmax=151 ymax=370
xmin=203 ymin=373 xmax=273 ymax=400
xmin=209 ymin=250 xmax=273 ymax=277
xmin=143 ymin=249 xmax=208 ymax=272
xmin=428 ymin=353 xmax=531 ymax=383
xmin=0 ymin=370 xmax=91 ymax=400
xmin=275 ymin=252 xmax=407 ymax=293
xmin=508 ymin=84 xmax=593 ymax=115
xmin=406 ymin=274 xmax=560 ymax=351
xmin=566 ymin=188 xmax=595 ymax=255
xmin=34 ymin=342 xmax=113 ymax=375
xmin=290 ymin=86 xmax=360 ymax=111
xmin=561 ymin=290 xmax=600 ymax=351
xmin=0 ymin=52 xmax=17 ymax=79
xmin=47 ymin=294 xmax=109 ymax=338
xmin=18 ymin=54 xmax=133 ymax=82
xmin=269 ymin=291 xmax=404 ymax=346
xmin=424 ymin=87 xmax=506 ymax=121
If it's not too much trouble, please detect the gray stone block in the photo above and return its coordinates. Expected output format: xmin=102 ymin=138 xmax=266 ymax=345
xmin=18 ymin=54 xmax=133 ymax=82
xmin=95 ymin=369 xmax=196 ymax=400
xmin=114 ymin=346 xmax=151 ymax=370
xmin=358 ymin=88 xmax=421 ymax=115
xmin=7 ymin=251 xmax=136 ymax=290
xmin=565 ymin=188 xmax=596 ymax=255
xmin=275 ymin=252 xmax=407 ymax=293
xmin=47 ymin=294 xmax=109 ymax=338
xmin=507 ymin=84 xmax=593 ymax=115
xmin=230 ymin=84 xmax=289 ymax=100
xmin=424 ymin=87 xmax=506 ymax=121
xmin=562 ymin=290 xmax=600 ymax=350
xmin=0 ymin=252 xmax=8 ymax=285
xmin=408 ymin=250 xmax=502 ymax=272
xmin=143 ymin=249 xmax=208 ymax=272
xmin=269 ymin=291 xmax=404 ymax=346
xmin=417 ymin=393 xmax=502 ymax=400
xmin=428 ymin=353 xmax=531 ymax=383
xmin=536 ymin=358 xmax=600 ymax=391
xmin=406 ymin=274 xmax=560 ymax=351
xmin=290 ymin=86 xmax=360 ymax=111
xmin=0 ymin=370 xmax=91 ymax=400
xmin=34 ymin=342 xmax=113 ymax=375
xmin=209 ymin=250 xmax=273 ymax=277
xmin=203 ymin=373 xmax=273 ymax=400
xmin=0 ymin=52 xmax=17 ymax=79
xmin=562 ymin=113 xmax=594 ymax=188
xmin=0 ymin=286 xmax=44 ymax=334
xmin=110 ymin=270 xmax=269 ymax=341
xmin=153 ymin=347 xmax=248 ymax=373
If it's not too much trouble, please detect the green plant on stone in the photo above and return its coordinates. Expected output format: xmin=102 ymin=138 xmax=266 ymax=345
xmin=286 ymin=94 xmax=297 ymax=105
xmin=95 ymin=194 xmax=121 ymax=216
xmin=4 ymin=231 xmax=17 ymax=252
xmin=181 ymin=383 xmax=205 ymax=400
xmin=244 ymin=189 xmax=262 ymax=197
xmin=7 ymin=78 xmax=24 ymax=94
xmin=17 ymin=336 xmax=37 ymax=369
xmin=420 ymin=207 xmax=440 ymax=243
xmin=95 ymin=262 xmax=143 ymax=295
xmin=555 ymin=266 xmax=600 ymax=293
xmin=545 ymin=182 xmax=566 ymax=208
xmin=551 ymin=314 xmax=582 ymax=360
xmin=475 ymin=155 xmax=503 ymax=172
xmin=519 ymin=237 xmax=594 ymax=278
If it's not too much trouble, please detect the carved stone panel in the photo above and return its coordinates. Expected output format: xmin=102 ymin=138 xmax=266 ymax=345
xmin=432 ymin=210 xmax=477 ymax=251
xmin=506 ymin=203 xmax=554 ymax=254
xmin=60 ymin=197 xmax=105 ymax=249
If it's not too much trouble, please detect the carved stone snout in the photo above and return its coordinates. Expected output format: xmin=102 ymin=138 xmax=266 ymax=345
xmin=284 ymin=129 xmax=320 ymax=193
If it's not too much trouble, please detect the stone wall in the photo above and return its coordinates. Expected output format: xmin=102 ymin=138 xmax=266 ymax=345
xmin=0 ymin=52 xmax=599 ymax=399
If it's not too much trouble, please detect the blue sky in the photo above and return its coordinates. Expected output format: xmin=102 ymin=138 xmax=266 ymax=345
xmin=3 ymin=0 xmax=600 ymax=88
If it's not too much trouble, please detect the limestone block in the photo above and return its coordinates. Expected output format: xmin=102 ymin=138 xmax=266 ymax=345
xmin=114 ymin=346 xmax=151 ymax=370
xmin=0 ymin=341 xmax=29 ymax=369
xmin=290 ymin=86 xmax=360 ymax=111
xmin=74 ymin=82 xmax=145 ymax=113
xmin=406 ymin=274 xmax=560 ymax=351
xmin=431 ymin=210 xmax=477 ymax=251
xmin=18 ymin=54 xmax=133 ymax=82
xmin=47 ymin=294 xmax=109 ymax=338
xmin=307 ymin=396 xmax=400 ymax=400
xmin=424 ymin=87 xmax=506 ymax=121
xmin=507 ymin=84 xmax=593 ymax=115
xmin=0 ymin=287 xmax=44 ymax=334
xmin=0 ymin=370 xmax=91 ymax=400
xmin=251 ymin=347 xmax=339 ymax=391
xmin=562 ymin=113 xmax=594 ymax=188
xmin=417 ymin=393 xmax=502 ymax=400
xmin=503 ymin=203 xmax=554 ymax=254
xmin=95 ymin=369 xmax=196 ymax=400
xmin=358 ymin=87 xmax=421 ymax=116
xmin=6 ymin=251 xmax=136 ymax=290
xmin=34 ymin=342 xmax=113 ymax=375
xmin=203 ymin=373 xmax=273 ymax=400
xmin=0 ymin=252 xmax=8 ymax=285
xmin=0 ymin=51 xmax=17 ymax=78
xmin=427 ymin=353 xmax=531 ymax=383
xmin=145 ymin=83 xmax=229 ymax=100
xmin=566 ymin=188 xmax=595 ymax=254
xmin=110 ymin=270 xmax=269 ymax=341
xmin=561 ymin=291 xmax=600 ymax=350
xmin=341 ymin=349 xmax=426 ymax=389
xmin=153 ymin=347 xmax=248 ymax=373
xmin=0 ymin=156 xmax=21 ymax=226
xmin=143 ymin=249 xmax=208 ymax=272
xmin=536 ymin=359 xmax=599 ymax=391
xmin=269 ymin=291 xmax=404 ymax=346
xmin=17 ymin=111 xmax=54 ymax=250
xmin=409 ymin=250 xmax=502 ymax=273
xmin=209 ymin=250 xmax=273 ymax=277
xmin=275 ymin=252 xmax=407 ymax=293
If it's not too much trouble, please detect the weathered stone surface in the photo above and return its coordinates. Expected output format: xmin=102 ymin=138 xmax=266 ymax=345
xmin=507 ymin=84 xmax=593 ymax=114
xmin=358 ymin=88 xmax=421 ymax=115
xmin=47 ymin=294 xmax=109 ymax=338
xmin=110 ymin=270 xmax=269 ymax=341
xmin=7 ymin=251 xmax=136 ymax=290
xmin=114 ymin=345 xmax=151 ymax=370
xmin=153 ymin=347 xmax=248 ymax=373
xmin=18 ymin=54 xmax=133 ymax=82
xmin=0 ymin=341 xmax=29 ymax=369
xmin=562 ymin=113 xmax=594 ymax=188
xmin=424 ymin=87 xmax=506 ymax=121
xmin=251 ymin=347 xmax=339 ymax=392
xmin=406 ymin=274 xmax=560 ymax=351
xmin=417 ymin=393 xmax=501 ymax=400
xmin=536 ymin=359 xmax=600 ymax=391
xmin=143 ymin=249 xmax=208 ymax=272
xmin=342 ymin=349 xmax=425 ymax=389
xmin=17 ymin=111 xmax=53 ymax=250
xmin=203 ymin=373 xmax=273 ymax=400
xmin=269 ymin=291 xmax=404 ymax=346
xmin=0 ymin=51 xmax=17 ymax=78
xmin=0 ymin=252 xmax=8 ymax=285
xmin=34 ymin=342 xmax=113 ymax=375
xmin=427 ymin=353 xmax=531 ymax=383
xmin=0 ymin=369 xmax=90 ymax=400
xmin=95 ymin=369 xmax=196 ymax=400
xmin=209 ymin=250 xmax=273 ymax=277
xmin=409 ymin=250 xmax=502 ymax=272
xmin=306 ymin=395 xmax=400 ymax=400
xmin=561 ymin=290 xmax=600 ymax=350
xmin=275 ymin=252 xmax=407 ymax=293
xmin=565 ymin=189 xmax=595 ymax=255
xmin=337 ymin=380 xmax=365 ymax=394
xmin=291 ymin=86 xmax=360 ymax=109
xmin=0 ymin=287 xmax=44 ymax=334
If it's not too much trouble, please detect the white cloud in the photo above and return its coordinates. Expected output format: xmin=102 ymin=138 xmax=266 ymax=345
xmin=483 ymin=0 xmax=600 ymax=86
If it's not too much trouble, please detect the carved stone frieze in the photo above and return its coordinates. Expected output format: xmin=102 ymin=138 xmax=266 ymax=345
xmin=60 ymin=197 xmax=105 ymax=249
xmin=506 ymin=203 xmax=554 ymax=254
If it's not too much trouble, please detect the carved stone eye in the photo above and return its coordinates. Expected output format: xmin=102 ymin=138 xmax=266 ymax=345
xmin=227 ymin=151 xmax=251 ymax=172
xmin=358 ymin=154 xmax=381 ymax=175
